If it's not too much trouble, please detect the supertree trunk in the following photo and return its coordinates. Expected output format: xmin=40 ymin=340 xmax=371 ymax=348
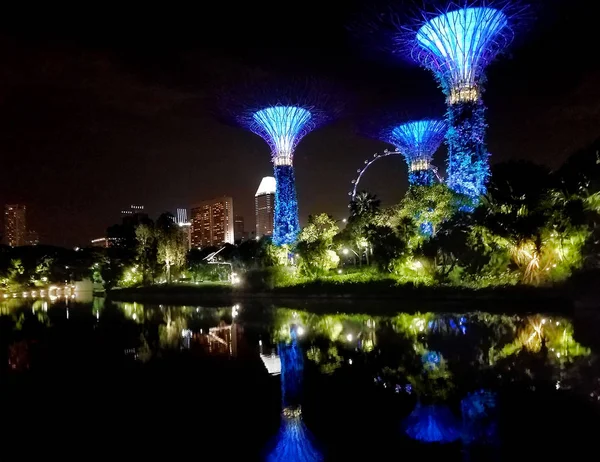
xmin=409 ymin=169 xmax=436 ymax=186
xmin=445 ymin=97 xmax=490 ymax=205
xmin=273 ymin=165 xmax=300 ymax=247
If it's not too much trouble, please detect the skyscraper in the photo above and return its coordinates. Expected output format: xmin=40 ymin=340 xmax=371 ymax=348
xmin=176 ymin=208 xmax=192 ymax=251
xmin=255 ymin=176 xmax=275 ymax=239
xmin=234 ymin=215 xmax=245 ymax=242
xmin=26 ymin=230 xmax=40 ymax=246
xmin=4 ymin=204 xmax=27 ymax=247
xmin=121 ymin=204 xmax=148 ymax=226
xmin=190 ymin=197 xmax=234 ymax=248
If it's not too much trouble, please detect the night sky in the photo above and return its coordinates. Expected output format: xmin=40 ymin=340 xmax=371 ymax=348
xmin=0 ymin=1 xmax=598 ymax=247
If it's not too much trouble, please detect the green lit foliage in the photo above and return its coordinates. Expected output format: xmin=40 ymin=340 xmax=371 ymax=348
xmin=3 ymin=259 xmax=26 ymax=292
xmin=156 ymin=226 xmax=187 ymax=284
xmin=344 ymin=191 xmax=381 ymax=264
xmin=272 ymin=308 xmax=378 ymax=345
xmin=135 ymin=224 xmax=157 ymax=284
xmin=263 ymin=242 xmax=289 ymax=267
xmin=479 ymin=161 xmax=590 ymax=285
xmin=493 ymin=315 xmax=590 ymax=365
xmin=393 ymin=313 xmax=436 ymax=338
xmin=32 ymin=258 xmax=52 ymax=287
xmin=120 ymin=265 xmax=143 ymax=287
xmin=393 ymin=184 xmax=463 ymax=243
xmin=389 ymin=255 xmax=435 ymax=285
xmin=307 ymin=345 xmax=343 ymax=375
xmin=424 ymin=213 xmax=515 ymax=286
xmin=296 ymin=214 xmax=340 ymax=277
xmin=159 ymin=306 xmax=188 ymax=350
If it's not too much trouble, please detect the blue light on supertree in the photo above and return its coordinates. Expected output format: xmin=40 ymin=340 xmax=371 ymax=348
xmin=266 ymin=325 xmax=323 ymax=462
xmin=279 ymin=325 xmax=304 ymax=408
xmin=404 ymin=403 xmax=461 ymax=443
xmin=421 ymin=350 xmax=442 ymax=370
xmin=428 ymin=315 xmax=468 ymax=335
xmin=381 ymin=119 xmax=447 ymax=186
xmin=461 ymin=390 xmax=498 ymax=446
xmin=226 ymin=79 xmax=341 ymax=246
xmin=266 ymin=407 xmax=323 ymax=462
xmin=402 ymin=1 xmax=528 ymax=204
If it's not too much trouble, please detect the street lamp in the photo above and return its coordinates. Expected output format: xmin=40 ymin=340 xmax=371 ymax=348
xmin=342 ymin=248 xmax=359 ymax=266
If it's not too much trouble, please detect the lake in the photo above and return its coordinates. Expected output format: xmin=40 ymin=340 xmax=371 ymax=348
xmin=1 ymin=296 xmax=599 ymax=461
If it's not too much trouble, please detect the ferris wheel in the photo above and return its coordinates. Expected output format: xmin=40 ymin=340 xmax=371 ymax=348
xmin=348 ymin=149 xmax=443 ymax=204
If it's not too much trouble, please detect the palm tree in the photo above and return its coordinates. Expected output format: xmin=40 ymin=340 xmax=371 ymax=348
xmin=350 ymin=191 xmax=381 ymax=219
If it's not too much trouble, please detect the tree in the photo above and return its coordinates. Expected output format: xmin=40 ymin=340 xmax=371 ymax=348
xmin=365 ymin=225 xmax=407 ymax=272
xmin=350 ymin=191 xmax=381 ymax=220
xmin=135 ymin=224 xmax=156 ymax=285
xmin=396 ymin=184 xmax=460 ymax=239
xmin=296 ymin=214 xmax=340 ymax=277
xmin=298 ymin=214 xmax=339 ymax=244
xmin=156 ymin=212 xmax=177 ymax=235
xmin=157 ymin=229 xmax=187 ymax=283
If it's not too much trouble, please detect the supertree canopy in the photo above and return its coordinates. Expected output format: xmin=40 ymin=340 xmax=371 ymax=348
xmin=402 ymin=1 xmax=527 ymax=203
xmin=382 ymin=119 xmax=447 ymax=185
xmin=229 ymin=78 xmax=340 ymax=246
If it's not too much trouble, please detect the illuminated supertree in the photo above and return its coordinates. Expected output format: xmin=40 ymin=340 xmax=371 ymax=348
xmin=227 ymin=79 xmax=340 ymax=246
xmin=380 ymin=119 xmax=447 ymax=186
xmin=266 ymin=325 xmax=323 ymax=462
xmin=399 ymin=1 xmax=527 ymax=203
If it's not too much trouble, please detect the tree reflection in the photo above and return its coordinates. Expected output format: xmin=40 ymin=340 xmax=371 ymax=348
xmin=461 ymin=390 xmax=498 ymax=446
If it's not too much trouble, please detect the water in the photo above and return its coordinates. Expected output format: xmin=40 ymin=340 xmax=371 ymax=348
xmin=1 ymin=297 xmax=599 ymax=461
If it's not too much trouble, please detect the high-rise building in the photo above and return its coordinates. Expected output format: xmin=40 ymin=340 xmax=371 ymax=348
xmin=26 ymin=230 xmax=39 ymax=246
xmin=121 ymin=204 xmax=145 ymax=216
xmin=4 ymin=204 xmax=27 ymax=247
xmin=234 ymin=215 xmax=245 ymax=242
xmin=121 ymin=204 xmax=148 ymax=226
xmin=91 ymin=237 xmax=109 ymax=248
xmin=255 ymin=176 xmax=275 ymax=239
xmin=190 ymin=197 xmax=234 ymax=248
xmin=176 ymin=208 xmax=192 ymax=251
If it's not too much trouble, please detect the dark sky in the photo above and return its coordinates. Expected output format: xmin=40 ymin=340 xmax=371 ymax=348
xmin=0 ymin=1 xmax=598 ymax=247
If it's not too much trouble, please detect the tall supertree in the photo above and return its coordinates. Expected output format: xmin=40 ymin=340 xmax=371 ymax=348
xmin=225 ymin=79 xmax=340 ymax=246
xmin=380 ymin=119 xmax=447 ymax=185
xmin=401 ymin=1 xmax=527 ymax=203
xmin=266 ymin=325 xmax=323 ymax=462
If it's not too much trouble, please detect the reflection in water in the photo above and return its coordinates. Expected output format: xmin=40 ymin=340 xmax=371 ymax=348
xmin=114 ymin=302 xmax=242 ymax=359
xmin=461 ymin=390 xmax=498 ymax=446
xmin=267 ymin=326 xmax=323 ymax=462
xmin=404 ymin=403 xmax=460 ymax=443
xmin=272 ymin=307 xmax=598 ymax=449
xmin=1 ymin=297 xmax=599 ymax=456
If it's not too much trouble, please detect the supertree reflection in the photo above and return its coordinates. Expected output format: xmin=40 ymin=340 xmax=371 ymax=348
xmin=404 ymin=402 xmax=461 ymax=443
xmin=461 ymin=390 xmax=498 ymax=446
xmin=266 ymin=326 xmax=323 ymax=462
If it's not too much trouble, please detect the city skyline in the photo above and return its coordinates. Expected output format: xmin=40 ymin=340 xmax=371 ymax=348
xmin=0 ymin=1 xmax=597 ymax=247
